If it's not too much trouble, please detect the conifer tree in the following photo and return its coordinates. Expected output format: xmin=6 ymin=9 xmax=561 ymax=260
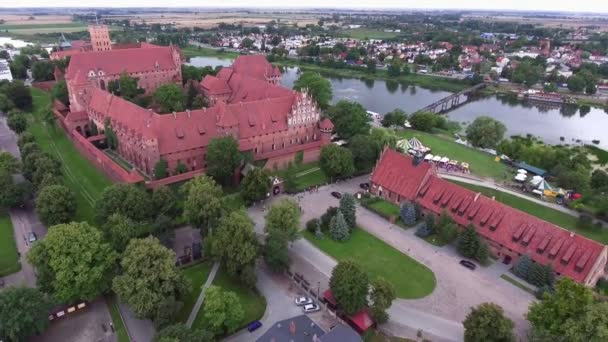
xmin=330 ymin=211 xmax=350 ymax=241
xmin=339 ymin=193 xmax=357 ymax=230
xmin=475 ymin=241 xmax=489 ymax=263
xmin=400 ymin=201 xmax=416 ymax=226
xmin=457 ymin=224 xmax=480 ymax=258
xmin=513 ymin=255 xmax=532 ymax=279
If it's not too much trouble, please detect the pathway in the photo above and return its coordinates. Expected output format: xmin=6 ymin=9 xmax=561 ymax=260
xmin=186 ymin=261 xmax=220 ymax=328
xmin=117 ymin=303 xmax=155 ymax=342
xmin=438 ymin=172 xmax=579 ymax=217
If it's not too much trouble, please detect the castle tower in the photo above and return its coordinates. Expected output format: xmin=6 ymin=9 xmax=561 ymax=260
xmin=89 ymin=24 xmax=112 ymax=52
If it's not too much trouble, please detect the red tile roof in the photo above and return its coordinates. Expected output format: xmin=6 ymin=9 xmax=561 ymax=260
xmin=231 ymin=55 xmax=281 ymax=81
xmin=320 ymin=117 xmax=334 ymax=130
xmin=371 ymin=150 xmax=606 ymax=284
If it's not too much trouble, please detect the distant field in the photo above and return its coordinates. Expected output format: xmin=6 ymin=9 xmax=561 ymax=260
xmin=0 ymin=22 xmax=87 ymax=34
xmin=0 ymin=14 xmax=73 ymax=25
xmin=340 ymin=28 xmax=401 ymax=40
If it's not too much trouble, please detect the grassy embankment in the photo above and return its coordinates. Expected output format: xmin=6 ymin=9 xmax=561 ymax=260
xmin=182 ymin=46 xmax=240 ymax=60
xmin=303 ymin=229 xmax=436 ymax=299
xmin=0 ymin=214 xmax=21 ymax=277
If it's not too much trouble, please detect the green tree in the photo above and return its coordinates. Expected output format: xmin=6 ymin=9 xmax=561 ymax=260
xmin=329 ymin=210 xmax=350 ymax=241
xmin=151 ymin=185 xmax=178 ymax=218
xmin=567 ymin=75 xmax=586 ymax=93
xmin=5 ymin=80 xmax=32 ymax=110
xmin=51 ymin=80 xmax=69 ymax=106
xmin=0 ymin=93 xmax=14 ymax=112
xmin=0 ymin=287 xmax=54 ymax=342
xmin=0 ymin=151 xmax=20 ymax=173
xmin=241 ymin=167 xmax=271 ymax=205
xmin=209 ymin=210 xmax=258 ymax=281
xmin=347 ymin=134 xmax=378 ymax=171
xmin=474 ymin=241 xmax=489 ymax=263
xmin=381 ymin=109 xmax=407 ymax=128
xmin=326 ymin=100 xmax=371 ymax=139
xmin=463 ymin=303 xmax=515 ymax=342
xmin=264 ymin=198 xmax=300 ymax=241
xmin=329 ymin=260 xmax=369 ymax=314
xmin=465 ymin=116 xmax=507 ymax=149
xmin=6 ymin=111 xmax=27 ymax=134
xmin=0 ymin=168 xmax=26 ymax=210
xmin=154 ymin=159 xmax=168 ymax=179
xmin=16 ymin=133 xmax=36 ymax=151
xmin=154 ymin=84 xmax=185 ymax=113
xmin=113 ymin=236 xmax=188 ymax=322
xmin=31 ymin=154 xmax=61 ymax=189
xmin=263 ymin=230 xmax=290 ymax=272
xmin=182 ymin=175 xmax=224 ymax=234
xmin=35 ymin=185 xmax=76 ymax=227
xmin=115 ymin=72 xmax=144 ymax=101
xmin=202 ymin=286 xmax=244 ymax=336
xmin=511 ymin=61 xmax=543 ymax=86
xmin=293 ymin=72 xmax=333 ymax=109
xmin=457 ymin=224 xmax=480 ymax=259
xmin=563 ymin=302 xmax=608 ymax=342
xmin=31 ymin=60 xmax=55 ymax=81
xmin=155 ymin=323 xmax=214 ymax=342
xmin=387 ymin=60 xmax=401 ymax=77
xmin=437 ymin=222 xmax=458 ymax=244
xmin=527 ymin=278 xmax=594 ymax=338
xmin=206 ymin=136 xmax=241 ymax=185
xmin=27 ymin=222 xmax=118 ymax=303
xmin=95 ymin=184 xmax=153 ymax=223
xmin=104 ymin=119 xmax=119 ymax=150
xmin=319 ymin=144 xmax=355 ymax=181
xmin=339 ymin=193 xmax=356 ymax=230
xmin=513 ymin=255 xmax=532 ymax=280
xmin=101 ymin=213 xmax=142 ymax=253
xmin=369 ymin=277 xmax=396 ymax=324
xmin=409 ymin=111 xmax=440 ymax=132
xmin=174 ymin=162 xmax=188 ymax=175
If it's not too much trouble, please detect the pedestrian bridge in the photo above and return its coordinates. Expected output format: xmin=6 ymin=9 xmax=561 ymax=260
xmin=415 ymin=82 xmax=486 ymax=114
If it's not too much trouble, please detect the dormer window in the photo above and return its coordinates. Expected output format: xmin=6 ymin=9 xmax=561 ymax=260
xmin=98 ymin=70 xmax=104 ymax=76
xmin=89 ymin=70 xmax=96 ymax=78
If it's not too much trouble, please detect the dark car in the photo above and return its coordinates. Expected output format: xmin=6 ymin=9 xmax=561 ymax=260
xmin=247 ymin=320 xmax=262 ymax=332
xmin=331 ymin=191 xmax=342 ymax=199
xmin=359 ymin=183 xmax=370 ymax=190
xmin=459 ymin=260 xmax=476 ymax=270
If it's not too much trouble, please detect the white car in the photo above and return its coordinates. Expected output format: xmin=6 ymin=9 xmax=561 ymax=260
xmin=303 ymin=303 xmax=320 ymax=313
xmin=294 ymin=296 xmax=313 ymax=306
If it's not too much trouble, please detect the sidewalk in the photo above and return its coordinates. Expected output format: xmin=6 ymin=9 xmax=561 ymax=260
xmin=186 ymin=261 xmax=220 ymax=328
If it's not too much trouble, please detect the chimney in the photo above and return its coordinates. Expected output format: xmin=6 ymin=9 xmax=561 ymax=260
xmin=289 ymin=320 xmax=296 ymax=335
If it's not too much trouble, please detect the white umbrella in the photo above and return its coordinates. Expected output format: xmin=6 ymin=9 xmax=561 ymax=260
xmin=424 ymin=154 xmax=434 ymax=160
xmin=514 ymin=174 xmax=527 ymax=182
xmin=517 ymin=169 xmax=528 ymax=174
xmin=432 ymin=155 xmax=442 ymax=162
xmin=440 ymin=157 xmax=450 ymax=163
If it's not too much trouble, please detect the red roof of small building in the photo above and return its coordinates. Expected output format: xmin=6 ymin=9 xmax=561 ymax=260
xmin=371 ymin=150 xmax=606 ymax=284
xmin=319 ymin=117 xmax=334 ymax=130
xmin=231 ymin=55 xmax=281 ymax=81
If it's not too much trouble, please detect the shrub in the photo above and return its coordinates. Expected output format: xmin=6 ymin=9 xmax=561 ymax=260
xmin=400 ymin=201 xmax=416 ymax=226
xmin=320 ymin=207 xmax=338 ymax=231
xmin=306 ymin=218 xmax=320 ymax=233
xmin=577 ymin=214 xmax=593 ymax=229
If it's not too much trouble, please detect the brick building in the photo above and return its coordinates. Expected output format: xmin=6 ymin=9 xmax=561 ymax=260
xmin=369 ymin=149 xmax=607 ymax=286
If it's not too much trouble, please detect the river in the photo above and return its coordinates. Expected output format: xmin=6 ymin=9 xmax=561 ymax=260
xmin=189 ymin=56 xmax=608 ymax=149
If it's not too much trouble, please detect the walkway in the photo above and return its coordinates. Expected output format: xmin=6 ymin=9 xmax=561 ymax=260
xmin=186 ymin=261 xmax=221 ymax=328
xmin=438 ymin=172 xmax=579 ymax=217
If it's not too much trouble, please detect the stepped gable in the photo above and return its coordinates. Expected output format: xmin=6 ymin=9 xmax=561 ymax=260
xmin=231 ymin=54 xmax=281 ymax=80
xmin=66 ymin=45 xmax=178 ymax=83
xmin=372 ymin=150 xmax=606 ymax=284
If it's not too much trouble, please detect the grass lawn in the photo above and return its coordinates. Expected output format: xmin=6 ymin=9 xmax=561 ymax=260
xmin=422 ymin=234 xmax=449 ymax=247
xmin=191 ymin=267 xmax=267 ymax=332
xmin=182 ymin=46 xmax=240 ymax=60
xmin=303 ymin=229 xmax=436 ymax=299
xmin=446 ymin=180 xmax=608 ymax=244
xmin=274 ymin=161 xmax=328 ymax=192
xmin=339 ymin=28 xmax=401 ymax=40
xmin=26 ymin=89 xmax=112 ymax=223
xmin=176 ymin=261 xmax=214 ymax=323
xmin=106 ymin=295 xmax=130 ymax=342
xmin=500 ymin=274 xmax=535 ymax=295
xmin=0 ymin=22 xmax=86 ymax=30
xmin=367 ymin=199 xmax=400 ymax=218
xmin=363 ymin=330 xmax=415 ymax=342
xmin=398 ymin=130 xmax=509 ymax=179
xmin=0 ymin=213 xmax=21 ymax=277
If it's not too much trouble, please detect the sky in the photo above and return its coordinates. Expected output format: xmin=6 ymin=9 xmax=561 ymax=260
xmin=2 ymin=0 xmax=608 ymax=14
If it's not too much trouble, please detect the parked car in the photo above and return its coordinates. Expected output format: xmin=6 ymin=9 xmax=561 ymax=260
xmin=303 ymin=303 xmax=320 ymax=313
xmin=459 ymin=260 xmax=476 ymax=270
xmin=294 ymin=296 xmax=313 ymax=306
xmin=247 ymin=320 xmax=262 ymax=332
xmin=359 ymin=183 xmax=370 ymax=190
xmin=28 ymin=232 xmax=37 ymax=244
xmin=331 ymin=191 xmax=342 ymax=199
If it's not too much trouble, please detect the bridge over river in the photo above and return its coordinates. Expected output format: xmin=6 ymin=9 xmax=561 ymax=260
xmin=415 ymin=82 xmax=487 ymax=114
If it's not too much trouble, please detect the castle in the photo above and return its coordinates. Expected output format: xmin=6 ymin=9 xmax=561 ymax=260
xmin=53 ymin=25 xmax=332 ymax=183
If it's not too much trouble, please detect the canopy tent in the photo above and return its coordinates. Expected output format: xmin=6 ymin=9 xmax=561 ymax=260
xmin=424 ymin=154 xmax=434 ymax=161
xmin=517 ymin=169 xmax=528 ymax=174
xmin=432 ymin=155 xmax=442 ymax=162
xmin=530 ymin=177 xmax=553 ymax=191
xmin=396 ymin=139 xmax=409 ymax=150
xmin=399 ymin=137 xmax=430 ymax=153
xmin=515 ymin=162 xmax=547 ymax=176
xmin=514 ymin=173 xmax=527 ymax=182
xmin=440 ymin=157 xmax=450 ymax=163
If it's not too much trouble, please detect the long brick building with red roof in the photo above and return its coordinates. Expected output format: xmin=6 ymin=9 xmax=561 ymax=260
xmin=370 ymin=149 xmax=607 ymax=286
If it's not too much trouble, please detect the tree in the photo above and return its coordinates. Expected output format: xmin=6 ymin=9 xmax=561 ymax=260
xmin=264 ymin=198 xmax=300 ymax=241
xmin=339 ymin=193 xmax=356 ymax=230
xmin=409 ymin=111 xmax=440 ymax=132
xmin=319 ymin=144 xmax=354 ymax=181
xmin=155 ymin=324 xmax=214 ymax=342
xmin=0 ymin=93 xmax=14 ymax=112
xmin=95 ymin=184 xmax=153 ymax=223
xmin=400 ymin=201 xmax=416 ymax=226
xmin=6 ymin=111 xmax=27 ymax=134
xmin=511 ymin=61 xmax=543 ymax=86
xmin=51 ymin=80 xmax=69 ymax=106
xmin=330 ymin=210 xmax=350 ymax=241
xmin=202 ymin=286 xmax=244 ymax=336
xmin=240 ymin=38 xmax=254 ymax=49
xmin=182 ymin=175 xmax=224 ymax=234
xmin=463 ymin=303 xmax=515 ymax=342
xmin=369 ymin=277 xmax=396 ymax=324
xmin=5 ymin=81 xmax=32 ymax=110
xmin=241 ymin=167 xmax=271 ymax=205
xmin=151 ymin=185 xmax=178 ymax=218
xmin=382 ymin=109 xmax=407 ymax=128
xmin=387 ymin=60 xmax=401 ymax=77
xmin=113 ymin=236 xmax=187 ymax=322
xmin=591 ymin=169 xmax=608 ymax=189
xmin=437 ymin=222 xmax=458 ymax=244
xmin=326 ymin=100 xmax=371 ymax=139
xmin=154 ymin=84 xmax=185 ymax=113
xmin=31 ymin=153 xmax=61 ymax=189
xmin=329 ymin=260 xmax=369 ymax=315
xmin=293 ymin=72 xmax=333 ymax=109
xmin=27 ymin=222 xmax=118 ymax=303
xmin=264 ymin=230 xmax=290 ymax=272
xmin=101 ymin=213 xmax=142 ymax=252
xmin=347 ymin=134 xmax=377 ymax=171
xmin=567 ymin=75 xmax=586 ymax=93
xmin=457 ymin=224 xmax=480 ymax=259
xmin=0 ymin=151 xmax=19 ymax=174
xmin=527 ymin=278 xmax=594 ymax=338
xmin=209 ymin=210 xmax=258 ymax=280
xmin=174 ymin=162 xmax=188 ymax=175
xmin=31 ymin=60 xmax=55 ymax=82
xmin=0 ymin=287 xmax=53 ymax=342
xmin=154 ymin=159 xmax=168 ymax=179
xmin=465 ymin=116 xmax=507 ymax=149
xmin=475 ymin=241 xmax=489 ymax=263
xmin=513 ymin=255 xmax=532 ymax=280
xmin=115 ymin=72 xmax=144 ymax=101
xmin=0 ymin=168 xmax=31 ymax=210
xmin=206 ymin=136 xmax=241 ymax=185
xmin=563 ymin=302 xmax=608 ymax=342
xmin=35 ymin=185 xmax=76 ymax=227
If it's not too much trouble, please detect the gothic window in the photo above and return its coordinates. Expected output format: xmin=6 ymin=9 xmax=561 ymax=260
xmin=272 ymin=143 xmax=275 ymax=150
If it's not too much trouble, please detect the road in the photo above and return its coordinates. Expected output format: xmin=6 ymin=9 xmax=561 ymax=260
xmin=248 ymin=176 xmax=534 ymax=341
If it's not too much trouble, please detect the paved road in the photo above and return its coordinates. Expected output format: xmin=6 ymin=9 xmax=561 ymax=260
xmin=248 ymin=176 xmax=534 ymax=341
xmin=439 ymin=172 xmax=579 ymax=217
xmin=117 ymin=302 xmax=155 ymax=342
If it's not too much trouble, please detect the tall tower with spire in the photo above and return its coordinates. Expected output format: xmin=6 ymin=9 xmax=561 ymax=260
xmin=89 ymin=24 xmax=112 ymax=52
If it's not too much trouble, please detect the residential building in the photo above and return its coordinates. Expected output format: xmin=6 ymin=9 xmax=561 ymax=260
xmin=0 ymin=59 xmax=13 ymax=82
xmin=369 ymin=149 xmax=607 ymax=286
